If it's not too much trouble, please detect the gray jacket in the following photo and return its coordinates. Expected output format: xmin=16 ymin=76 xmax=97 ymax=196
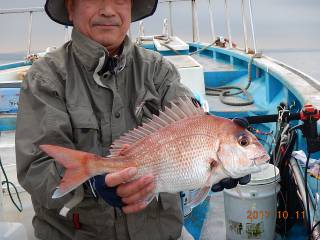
xmin=15 ymin=29 xmax=193 ymax=240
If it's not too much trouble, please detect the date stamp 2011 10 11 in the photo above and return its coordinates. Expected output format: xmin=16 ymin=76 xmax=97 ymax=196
xmin=247 ymin=210 xmax=305 ymax=220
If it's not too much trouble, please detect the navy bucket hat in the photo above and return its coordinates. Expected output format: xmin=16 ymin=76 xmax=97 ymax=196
xmin=45 ymin=0 xmax=158 ymax=26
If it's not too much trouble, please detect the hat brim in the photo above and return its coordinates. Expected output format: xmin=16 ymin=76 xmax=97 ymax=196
xmin=45 ymin=0 xmax=158 ymax=26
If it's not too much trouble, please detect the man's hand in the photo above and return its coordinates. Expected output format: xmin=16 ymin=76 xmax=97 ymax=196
xmin=95 ymin=167 xmax=155 ymax=214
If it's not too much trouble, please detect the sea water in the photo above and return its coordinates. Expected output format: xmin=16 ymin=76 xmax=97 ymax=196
xmin=1 ymin=50 xmax=320 ymax=81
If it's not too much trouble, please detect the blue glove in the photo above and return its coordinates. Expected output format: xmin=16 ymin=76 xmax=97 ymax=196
xmin=93 ymin=174 xmax=124 ymax=208
xmin=211 ymin=175 xmax=251 ymax=192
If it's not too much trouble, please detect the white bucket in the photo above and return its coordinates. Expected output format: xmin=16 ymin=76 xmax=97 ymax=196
xmin=224 ymin=164 xmax=280 ymax=240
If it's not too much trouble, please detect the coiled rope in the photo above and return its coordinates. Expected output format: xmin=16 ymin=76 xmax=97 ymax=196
xmin=205 ymin=53 xmax=261 ymax=106
xmin=150 ymin=36 xmax=260 ymax=106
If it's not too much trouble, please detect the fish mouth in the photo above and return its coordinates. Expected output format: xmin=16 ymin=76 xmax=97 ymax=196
xmin=244 ymin=154 xmax=270 ymax=174
xmin=252 ymin=154 xmax=270 ymax=165
xmin=222 ymin=154 xmax=270 ymax=177
xmin=217 ymin=153 xmax=270 ymax=179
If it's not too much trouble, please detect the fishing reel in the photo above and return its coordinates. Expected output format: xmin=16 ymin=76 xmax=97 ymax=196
xmin=243 ymin=103 xmax=320 ymax=154
xmin=296 ymin=104 xmax=320 ymax=153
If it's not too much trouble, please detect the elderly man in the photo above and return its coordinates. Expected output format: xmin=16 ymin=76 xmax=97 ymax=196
xmin=16 ymin=0 xmax=249 ymax=239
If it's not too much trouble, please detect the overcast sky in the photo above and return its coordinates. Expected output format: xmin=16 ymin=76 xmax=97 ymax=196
xmin=1 ymin=0 xmax=320 ymax=79
xmin=1 ymin=0 xmax=320 ymax=52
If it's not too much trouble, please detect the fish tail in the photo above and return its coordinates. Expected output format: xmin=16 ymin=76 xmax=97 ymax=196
xmin=39 ymin=144 xmax=133 ymax=198
xmin=52 ymin=164 xmax=90 ymax=199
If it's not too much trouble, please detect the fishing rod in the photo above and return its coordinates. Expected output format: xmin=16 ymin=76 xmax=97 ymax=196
xmin=242 ymin=103 xmax=320 ymax=238
xmin=245 ymin=103 xmax=320 ymax=154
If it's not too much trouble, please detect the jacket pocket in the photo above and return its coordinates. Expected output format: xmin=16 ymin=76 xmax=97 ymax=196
xmin=67 ymin=106 xmax=101 ymax=154
xmin=160 ymin=193 xmax=181 ymax=211
xmin=159 ymin=193 xmax=184 ymax=240
xmin=68 ymin=106 xmax=99 ymax=130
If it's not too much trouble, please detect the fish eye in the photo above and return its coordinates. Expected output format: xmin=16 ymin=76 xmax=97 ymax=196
xmin=238 ymin=135 xmax=250 ymax=147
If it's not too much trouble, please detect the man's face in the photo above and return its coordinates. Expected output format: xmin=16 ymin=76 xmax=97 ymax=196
xmin=67 ymin=0 xmax=132 ymax=54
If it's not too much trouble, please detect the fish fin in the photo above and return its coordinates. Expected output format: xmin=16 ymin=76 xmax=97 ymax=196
xmin=117 ymin=144 xmax=130 ymax=156
xmin=119 ymin=136 xmax=137 ymax=142
xmin=153 ymin=115 xmax=169 ymax=127
xmin=184 ymin=186 xmax=211 ymax=210
xmin=143 ymin=193 xmax=157 ymax=205
xmin=40 ymin=145 xmax=94 ymax=169
xmin=109 ymin=148 xmax=129 ymax=157
xmin=40 ymin=145 xmax=98 ymax=198
xmin=142 ymin=122 xmax=158 ymax=132
xmin=158 ymin=110 xmax=175 ymax=124
xmin=164 ymin=106 xmax=181 ymax=121
xmin=184 ymin=96 xmax=201 ymax=115
xmin=177 ymin=97 xmax=196 ymax=117
xmin=109 ymin=96 xmax=204 ymax=153
xmin=170 ymin=102 xmax=188 ymax=119
xmin=53 ymin=188 xmax=65 ymax=199
xmin=40 ymin=144 xmax=130 ymax=198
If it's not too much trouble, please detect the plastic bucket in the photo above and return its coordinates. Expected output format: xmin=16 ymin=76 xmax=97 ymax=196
xmin=224 ymin=164 xmax=280 ymax=240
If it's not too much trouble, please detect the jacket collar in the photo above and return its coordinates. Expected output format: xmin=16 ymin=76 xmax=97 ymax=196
xmin=71 ymin=28 xmax=133 ymax=72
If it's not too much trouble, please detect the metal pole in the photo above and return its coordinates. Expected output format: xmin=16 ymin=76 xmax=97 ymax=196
xmin=248 ymin=0 xmax=257 ymax=53
xmin=0 ymin=7 xmax=43 ymax=15
xmin=27 ymin=11 xmax=33 ymax=55
xmin=191 ymin=0 xmax=196 ymax=42
xmin=290 ymin=158 xmax=316 ymax=233
xmin=162 ymin=18 xmax=169 ymax=39
xmin=241 ymin=0 xmax=249 ymax=53
xmin=194 ymin=0 xmax=200 ymax=42
xmin=224 ymin=0 xmax=232 ymax=48
xmin=168 ymin=1 xmax=174 ymax=36
xmin=208 ymin=0 xmax=216 ymax=43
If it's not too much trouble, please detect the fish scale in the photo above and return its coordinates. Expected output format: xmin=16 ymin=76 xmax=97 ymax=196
xmin=121 ymin=118 xmax=216 ymax=192
xmin=40 ymin=97 xmax=270 ymax=207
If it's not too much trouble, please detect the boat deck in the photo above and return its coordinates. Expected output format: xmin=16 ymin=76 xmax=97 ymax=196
xmin=0 ymin=192 xmax=35 ymax=240
xmin=205 ymin=94 xmax=262 ymax=114
xmin=191 ymin=54 xmax=266 ymax=116
xmin=192 ymin=54 xmax=236 ymax=72
xmin=1 ymin=46 xmax=318 ymax=239
xmin=2 ymin=190 xmax=289 ymax=240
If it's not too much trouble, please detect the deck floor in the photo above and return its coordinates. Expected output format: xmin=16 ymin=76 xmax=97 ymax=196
xmin=0 ymin=192 xmax=37 ymax=240
xmin=1 ymin=191 xmax=224 ymax=240
xmin=191 ymin=54 xmax=236 ymax=72
xmin=205 ymin=94 xmax=262 ymax=114
xmin=0 ymin=53 xmax=300 ymax=239
xmin=1 ymin=190 xmax=285 ymax=240
xmin=0 ymin=130 xmax=16 ymax=165
xmin=200 ymin=192 xmax=226 ymax=239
